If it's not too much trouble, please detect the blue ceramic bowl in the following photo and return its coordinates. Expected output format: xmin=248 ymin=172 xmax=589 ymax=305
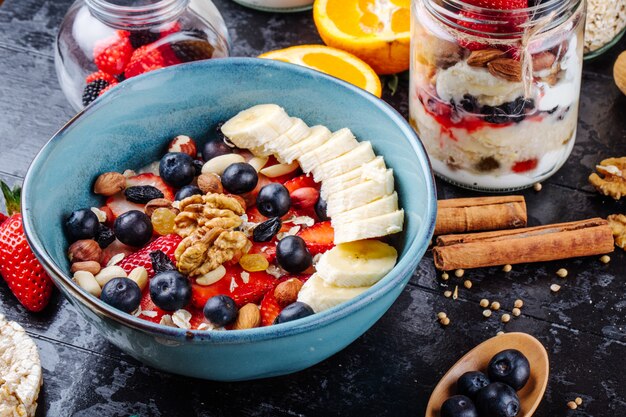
xmin=22 ymin=58 xmax=437 ymax=381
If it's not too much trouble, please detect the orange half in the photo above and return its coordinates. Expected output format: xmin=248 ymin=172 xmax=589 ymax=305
xmin=313 ymin=0 xmax=410 ymax=75
xmin=259 ymin=45 xmax=382 ymax=97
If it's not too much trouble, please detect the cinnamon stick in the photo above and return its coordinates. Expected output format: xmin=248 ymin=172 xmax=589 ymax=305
xmin=433 ymin=218 xmax=615 ymax=270
xmin=434 ymin=196 xmax=527 ymax=235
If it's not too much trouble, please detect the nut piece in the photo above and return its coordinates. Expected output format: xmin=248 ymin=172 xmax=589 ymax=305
xmin=68 ymin=240 xmax=102 ymax=263
xmin=274 ymin=279 xmax=303 ymax=306
xmin=73 ymin=271 xmax=101 ymax=297
xmin=467 ymin=48 xmax=507 ymax=67
xmin=145 ymin=198 xmax=175 ymax=217
xmin=589 ymin=157 xmax=626 ymax=200
xmin=196 ymin=265 xmax=227 ymax=286
xmin=128 ymin=267 xmax=148 ymax=291
xmin=95 ymin=265 xmax=127 ymax=287
xmin=201 ymin=153 xmax=245 ymax=175
xmin=168 ymin=135 xmax=197 ymax=158
xmin=487 ymin=58 xmax=523 ymax=82
xmin=260 ymin=161 xmax=300 ymax=178
xmin=532 ymin=51 xmax=557 ymax=72
xmin=197 ymin=173 xmax=223 ymax=195
xmin=608 ymin=214 xmax=626 ymax=249
xmin=93 ymin=172 xmax=126 ymax=196
xmin=70 ymin=261 xmax=102 ymax=275
xmin=615 ymin=51 xmax=626 ymax=96
xmin=233 ymin=303 xmax=261 ymax=330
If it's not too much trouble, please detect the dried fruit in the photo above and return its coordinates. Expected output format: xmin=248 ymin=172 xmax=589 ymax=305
xmin=197 ymin=173 xmax=223 ymax=195
xmin=589 ymin=157 xmax=626 ymax=200
xmin=150 ymin=250 xmax=177 ymax=274
xmin=487 ymin=58 xmax=523 ymax=82
xmin=151 ymin=207 xmax=176 ymax=235
xmin=239 ymin=254 xmax=269 ymax=272
xmin=125 ymin=185 xmax=164 ymax=204
xmin=94 ymin=172 xmax=126 ymax=196
xmin=274 ymin=278 xmax=303 ymax=307
xmin=68 ymin=239 xmax=102 ymax=263
xmin=467 ymin=49 xmax=506 ymax=67
xmin=252 ymin=217 xmax=282 ymax=242
xmin=232 ymin=303 xmax=261 ymax=330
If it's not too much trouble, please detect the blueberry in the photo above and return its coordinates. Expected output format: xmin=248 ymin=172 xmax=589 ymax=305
xmin=487 ymin=349 xmax=531 ymax=391
xmin=274 ymin=301 xmax=314 ymax=324
xmin=276 ymin=235 xmax=312 ymax=273
xmin=203 ymin=295 xmax=237 ymax=327
xmin=201 ymin=139 xmax=233 ymax=161
xmin=95 ymin=224 xmax=116 ymax=249
xmin=65 ymin=209 xmax=100 ymax=242
xmin=475 ymin=382 xmax=521 ymax=417
xmin=100 ymin=277 xmax=141 ymax=313
xmin=159 ymin=152 xmax=196 ymax=188
xmin=256 ymin=183 xmax=291 ymax=217
xmin=113 ymin=210 xmax=153 ymax=247
xmin=175 ymin=185 xmax=203 ymax=201
xmin=192 ymin=159 xmax=204 ymax=176
xmin=441 ymin=395 xmax=479 ymax=417
xmin=149 ymin=270 xmax=192 ymax=311
xmin=314 ymin=196 xmax=329 ymax=221
xmin=221 ymin=163 xmax=258 ymax=194
xmin=458 ymin=371 xmax=490 ymax=400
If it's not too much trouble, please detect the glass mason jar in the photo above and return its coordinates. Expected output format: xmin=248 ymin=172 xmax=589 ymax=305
xmin=230 ymin=0 xmax=313 ymax=12
xmin=56 ymin=0 xmax=230 ymax=111
xmin=410 ymin=0 xmax=585 ymax=191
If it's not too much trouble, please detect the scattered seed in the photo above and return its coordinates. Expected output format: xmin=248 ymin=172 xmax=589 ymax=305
xmin=440 ymin=317 xmax=451 ymax=326
xmin=600 ymin=255 xmax=611 ymax=264
xmin=514 ymin=299 xmax=524 ymax=308
xmin=512 ymin=307 xmax=521 ymax=317
xmin=533 ymin=182 xmax=543 ymax=192
xmin=567 ymin=401 xmax=577 ymax=410
xmin=437 ymin=312 xmax=447 ymax=320
xmin=556 ymin=268 xmax=568 ymax=278
xmin=497 ymin=331 xmax=505 ymax=336
xmin=444 ymin=290 xmax=452 ymax=298
xmin=575 ymin=397 xmax=583 ymax=406
xmin=441 ymin=272 xmax=449 ymax=281
xmin=480 ymin=299 xmax=490 ymax=308
xmin=550 ymin=283 xmax=561 ymax=292
xmin=455 ymin=269 xmax=465 ymax=278
xmin=501 ymin=313 xmax=511 ymax=323
xmin=483 ymin=309 xmax=492 ymax=318
xmin=491 ymin=301 xmax=501 ymax=311
xmin=502 ymin=264 xmax=512 ymax=272
xmin=464 ymin=280 xmax=472 ymax=289
xmin=453 ymin=285 xmax=459 ymax=300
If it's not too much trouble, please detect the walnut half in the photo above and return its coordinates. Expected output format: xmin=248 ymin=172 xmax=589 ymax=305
xmin=589 ymin=157 xmax=626 ymax=200
xmin=607 ymin=214 xmax=626 ymax=250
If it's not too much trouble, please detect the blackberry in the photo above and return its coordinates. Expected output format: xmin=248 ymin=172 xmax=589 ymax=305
xmin=128 ymin=30 xmax=159 ymax=49
xmin=459 ymin=94 xmax=479 ymax=113
xmin=82 ymin=79 xmax=110 ymax=106
xmin=481 ymin=105 xmax=509 ymax=124
xmin=170 ymin=39 xmax=214 ymax=63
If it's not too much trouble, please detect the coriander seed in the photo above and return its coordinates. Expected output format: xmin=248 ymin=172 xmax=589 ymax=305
xmin=455 ymin=269 xmax=465 ymax=278
xmin=464 ymin=280 xmax=472 ymax=289
xmin=556 ymin=268 xmax=568 ymax=278
xmin=501 ymin=313 xmax=511 ymax=323
xmin=502 ymin=264 xmax=512 ymax=273
xmin=441 ymin=317 xmax=450 ymax=326
xmin=512 ymin=307 xmax=521 ymax=317
xmin=533 ymin=182 xmax=542 ymax=192
xmin=491 ymin=301 xmax=501 ymax=311
xmin=575 ymin=397 xmax=583 ymax=406
xmin=567 ymin=401 xmax=577 ymax=410
xmin=441 ymin=272 xmax=449 ymax=281
xmin=437 ymin=312 xmax=447 ymax=320
xmin=497 ymin=331 xmax=504 ymax=336
xmin=480 ymin=299 xmax=489 ymax=308
xmin=514 ymin=299 xmax=524 ymax=308
xmin=550 ymin=283 xmax=561 ymax=292
xmin=600 ymin=255 xmax=610 ymax=264
xmin=444 ymin=290 xmax=452 ymax=298
xmin=483 ymin=309 xmax=492 ymax=318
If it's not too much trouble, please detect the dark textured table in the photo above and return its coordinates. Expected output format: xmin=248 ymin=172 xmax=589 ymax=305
xmin=1 ymin=1 xmax=625 ymax=416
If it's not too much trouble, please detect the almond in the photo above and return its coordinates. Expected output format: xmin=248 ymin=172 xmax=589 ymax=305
xmin=487 ymin=58 xmax=523 ymax=82
xmin=532 ymin=51 xmax=557 ymax=72
xmin=145 ymin=198 xmax=175 ymax=217
xmin=93 ymin=172 xmax=126 ymax=196
xmin=232 ymin=303 xmax=261 ymax=330
xmin=68 ymin=240 xmax=102 ymax=263
xmin=290 ymin=187 xmax=319 ymax=210
xmin=197 ymin=173 xmax=223 ymax=195
xmin=274 ymin=278 xmax=303 ymax=307
xmin=467 ymin=49 xmax=506 ymax=67
xmin=70 ymin=261 xmax=102 ymax=275
xmin=168 ymin=135 xmax=198 ymax=158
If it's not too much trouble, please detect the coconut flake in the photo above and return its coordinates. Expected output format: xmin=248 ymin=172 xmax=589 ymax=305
xmin=172 ymin=309 xmax=192 ymax=329
xmin=229 ymin=277 xmax=238 ymax=292
xmin=140 ymin=310 xmax=158 ymax=318
xmin=240 ymin=271 xmax=250 ymax=284
xmin=90 ymin=207 xmax=107 ymax=223
xmin=159 ymin=315 xmax=175 ymax=327
xmin=266 ymin=264 xmax=286 ymax=279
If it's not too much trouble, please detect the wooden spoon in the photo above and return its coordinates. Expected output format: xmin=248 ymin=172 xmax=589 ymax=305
xmin=426 ymin=332 xmax=549 ymax=417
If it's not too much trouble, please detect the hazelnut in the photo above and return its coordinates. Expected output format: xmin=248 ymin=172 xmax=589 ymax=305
xmin=70 ymin=261 xmax=102 ymax=275
xmin=274 ymin=278 xmax=303 ymax=306
xmin=68 ymin=240 xmax=102 ymax=263
xmin=232 ymin=303 xmax=261 ymax=330
xmin=197 ymin=173 xmax=223 ymax=195
xmin=93 ymin=172 xmax=126 ymax=196
xmin=144 ymin=198 xmax=175 ymax=217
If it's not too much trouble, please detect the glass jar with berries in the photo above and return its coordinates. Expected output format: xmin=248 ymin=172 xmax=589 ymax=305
xmin=410 ymin=0 xmax=585 ymax=191
xmin=55 ymin=0 xmax=230 ymax=111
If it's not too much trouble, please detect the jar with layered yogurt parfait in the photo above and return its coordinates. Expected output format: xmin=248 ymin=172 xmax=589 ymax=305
xmin=410 ymin=0 xmax=585 ymax=191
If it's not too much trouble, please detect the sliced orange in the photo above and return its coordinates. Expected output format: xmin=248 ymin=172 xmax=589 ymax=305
xmin=313 ymin=0 xmax=410 ymax=75
xmin=259 ymin=45 xmax=382 ymax=97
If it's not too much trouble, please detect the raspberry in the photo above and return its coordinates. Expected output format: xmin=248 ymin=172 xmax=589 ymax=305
xmin=93 ymin=31 xmax=134 ymax=75
xmin=124 ymin=44 xmax=180 ymax=78
xmin=85 ymin=70 xmax=118 ymax=85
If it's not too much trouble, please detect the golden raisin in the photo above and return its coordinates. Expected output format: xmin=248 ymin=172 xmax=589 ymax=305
xmin=152 ymin=207 xmax=176 ymax=235
xmin=239 ymin=254 xmax=269 ymax=272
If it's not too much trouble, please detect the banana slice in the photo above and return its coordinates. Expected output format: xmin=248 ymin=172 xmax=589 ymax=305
xmin=298 ymin=128 xmax=359 ymax=174
xmin=312 ymin=141 xmax=376 ymax=183
xmin=278 ymin=125 xmax=332 ymax=164
xmin=262 ymin=118 xmax=310 ymax=157
xmin=297 ymin=274 xmax=369 ymax=313
xmin=316 ymin=240 xmax=397 ymax=288
xmin=221 ymin=104 xmax=293 ymax=150
xmin=333 ymin=210 xmax=404 ymax=244
xmin=320 ymin=156 xmax=386 ymax=199
xmin=326 ymin=169 xmax=395 ymax=217
xmin=331 ymin=192 xmax=399 ymax=226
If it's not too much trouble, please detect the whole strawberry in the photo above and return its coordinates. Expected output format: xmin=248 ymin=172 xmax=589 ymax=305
xmin=0 ymin=182 xmax=53 ymax=312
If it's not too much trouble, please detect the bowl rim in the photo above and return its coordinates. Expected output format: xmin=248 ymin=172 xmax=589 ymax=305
xmin=22 ymin=57 xmax=437 ymax=343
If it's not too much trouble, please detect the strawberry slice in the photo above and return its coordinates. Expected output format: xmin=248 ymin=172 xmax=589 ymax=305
xmin=248 ymin=242 xmax=277 ymax=263
xmin=100 ymin=239 xmax=136 ymax=266
xmin=190 ymin=264 xmax=277 ymax=309
xmin=105 ymin=195 xmax=144 ymax=220
xmin=260 ymin=289 xmax=282 ymax=326
xmin=106 ymin=173 xmax=174 ymax=219
xmin=117 ymin=234 xmax=182 ymax=277
xmin=283 ymin=174 xmax=319 ymax=194
xmin=296 ymin=221 xmax=335 ymax=255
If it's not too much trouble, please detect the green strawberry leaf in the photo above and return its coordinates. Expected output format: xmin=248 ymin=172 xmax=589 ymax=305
xmin=0 ymin=181 xmax=21 ymax=215
xmin=387 ymin=74 xmax=399 ymax=96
